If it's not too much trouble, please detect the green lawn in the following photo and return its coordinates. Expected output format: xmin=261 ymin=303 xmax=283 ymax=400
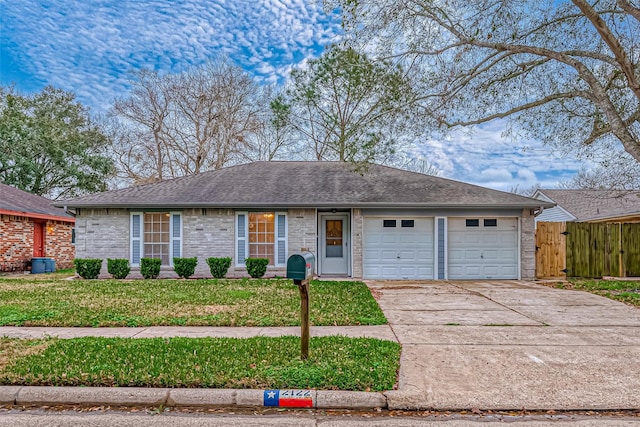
xmin=0 ymin=278 xmax=386 ymax=327
xmin=559 ymin=279 xmax=640 ymax=307
xmin=0 ymin=336 xmax=400 ymax=391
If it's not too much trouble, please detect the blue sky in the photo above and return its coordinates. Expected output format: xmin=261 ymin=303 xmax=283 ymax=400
xmin=0 ymin=0 xmax=584 ymax=191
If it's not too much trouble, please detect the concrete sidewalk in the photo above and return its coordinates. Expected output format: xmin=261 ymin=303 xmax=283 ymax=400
xmin=369 ymin=280 xmax=640 ymax=411
xmin=0 ymin=325 xmax=396 ymax=341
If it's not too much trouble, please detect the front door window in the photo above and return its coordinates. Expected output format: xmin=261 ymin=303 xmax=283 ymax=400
xmin=325 ymin=219 xmax=343 ymax=258
xmin=321 ymin=214 xmax=349 ymax=275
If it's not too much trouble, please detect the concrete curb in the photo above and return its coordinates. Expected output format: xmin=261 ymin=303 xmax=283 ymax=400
xmin=0 ymin=386 xmax=388 ymax=410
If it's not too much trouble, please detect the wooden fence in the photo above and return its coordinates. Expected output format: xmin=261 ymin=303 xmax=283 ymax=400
xmin=535 ymin=221 xmax=640 ymax=278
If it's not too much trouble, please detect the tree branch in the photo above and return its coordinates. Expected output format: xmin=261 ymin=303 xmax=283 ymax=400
xmin=572 ymin=0 xmax=640 ymax=101
xmin=617 ymin=0 xmax=640 ymax=21
xmin=441 ymin=91 xmax=593 ymax=127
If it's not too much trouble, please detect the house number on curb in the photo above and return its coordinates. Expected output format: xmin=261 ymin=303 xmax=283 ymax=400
xmin=263 ymin=389 xmax=314 ymax=407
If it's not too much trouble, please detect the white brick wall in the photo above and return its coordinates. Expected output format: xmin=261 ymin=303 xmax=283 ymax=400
xmin=287 ymin=208 xmax=317 ymax=255
xmin=75 ymin=208 xmax=129 ymax=275
xmin=182 ymin=208 xmax=235 ymax=277
xmin=76 ymin=207 xmax=533 ymax=281
xmin=521 ymin=208 xmax=535 ymax=280
xmin=351 ymin=208 xmax=363 ymax=278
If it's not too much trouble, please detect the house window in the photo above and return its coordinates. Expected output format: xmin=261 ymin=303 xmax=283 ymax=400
xmin=383 ymin=220 xmax=397 ymax=227
xmin=236 ymin=212 xmax=286 ymax=267
xmin=130 ymin=212 xmax=181 ymax=266
xmin=484 ymin=219 xmax=497 ymax=227
xmin=401 ymin=220 xmax=414 ymax=228
xmin=249 ymin=212 xmax=275 ymax=263
xmin=144 ymin=213 xmax=171 ymax=265
xmin=466 ymin=219 xmax=479 ymax=227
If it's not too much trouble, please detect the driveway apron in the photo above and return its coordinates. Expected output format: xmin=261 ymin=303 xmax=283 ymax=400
xmin=367 ymin=280 xmax=640 ymax=410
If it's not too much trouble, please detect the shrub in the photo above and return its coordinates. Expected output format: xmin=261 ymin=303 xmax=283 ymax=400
xmin=173 ymin=257 xmax=198 ymax=279
xmin=74 ymin=258 xmax=102 ymax=279
xmin=245 ymin=258 xmax=269 ymax=278
xmin=107 ymin=258 xmax=130 ymax=279
xmin=140 ymin=258 xmax=161 ymax=279
xmin=206 ymin=257 xmax=232 ymax=279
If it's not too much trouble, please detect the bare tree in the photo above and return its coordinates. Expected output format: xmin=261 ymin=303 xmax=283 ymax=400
xmin=111 ymin=70 xmax=171 ymax=183
xmin=329 ymin=0 xmax=640 ymax=164
xmin=391 ymin=153 xmax=441 ymax=176
xmin=110 ymin=60 xmax=268 ymax=184
xmin=559 ymin=155 xmax=640 ymax=189
xmin=240 ymin=88 xmax=298 ymax=162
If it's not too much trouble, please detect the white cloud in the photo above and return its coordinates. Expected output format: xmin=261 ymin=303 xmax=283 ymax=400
xmin=410 ymin=119 xmax=585 ymax=191
xmin=2 ymin=0 xmax=342 ymax=112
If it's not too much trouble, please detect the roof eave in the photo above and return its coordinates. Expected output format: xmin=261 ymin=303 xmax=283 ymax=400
xmin=59 ymin=201 xmax=553 ymax=209
xmin=0 ymin=208 xmax=75 ymax=222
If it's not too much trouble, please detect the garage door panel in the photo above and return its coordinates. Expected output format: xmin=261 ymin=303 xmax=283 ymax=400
xmin=382 ymin=235 xmax=398 ymax=244
xmin=482 ymin=249 xmax=499 ymax=261
xmin=381 ymin=250 xmax=398 ymax=261
xmin=364 ymin=218 xmax=434 ymax=279
xmin=448 ymin=217 xmax=518 ymax=280
xmin=399 ymin=234 xmax=420 ymax=244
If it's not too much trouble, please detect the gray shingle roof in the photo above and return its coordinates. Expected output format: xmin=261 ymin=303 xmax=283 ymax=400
xmin=57 ymin=161 xmax=549 ymax=209
xmin=538 ymin=189 xmax=640 ymax=221
xmin=0 ymin=183 xmax=74 ymax=220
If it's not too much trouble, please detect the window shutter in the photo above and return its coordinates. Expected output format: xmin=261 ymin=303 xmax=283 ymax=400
xmin=131 ymin=213 xmax=142 ymax=266
xmin=276 ymin=212 xmax=287 ymax=266
xmin=171 ymin=213 xmax=182 ymax=264
xmin=236 ymin=213 xmax=247 ymax=266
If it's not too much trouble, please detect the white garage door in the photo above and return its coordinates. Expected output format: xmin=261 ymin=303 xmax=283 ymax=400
xmin=448 ymin=218 xmax=518 ymax=279
xmin=363 ymin=218 xmax=434 ymax=279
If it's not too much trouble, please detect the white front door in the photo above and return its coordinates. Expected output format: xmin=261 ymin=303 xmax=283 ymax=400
xmin=320 ymin=214 xmax=349 ymax=275
xmin=448 ymin=217 xmax=519 ymax=279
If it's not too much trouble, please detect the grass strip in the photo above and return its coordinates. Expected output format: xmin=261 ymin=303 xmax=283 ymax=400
xmin=0 ymin=336 xmax=400 ymax=391
xmin=0 ymin=279 xmax=386 ymax=327
xmin=561 ymin=279 xmax=640 ymax=307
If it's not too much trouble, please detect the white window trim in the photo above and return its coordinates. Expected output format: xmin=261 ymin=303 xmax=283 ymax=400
xmin=275 ymin=211 xmax=287 ymax=267
xmin=130 ymin=212 xmax=142 ymax=267
xmin=236 ymin=211 xmax=247 ymax=267
xmin=236 ymin=211 xmax=287 ymax=267
xmin=169 ymin=211 xmax=182 ymax=267
xmin=435 ymin=216 xmax=447 ymax=280
xmin=130 ymin=211 xmax=182 ymax=267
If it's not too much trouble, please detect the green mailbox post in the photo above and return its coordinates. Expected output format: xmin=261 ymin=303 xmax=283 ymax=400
xmin=286 ymin=252 xmax=315 ymax=360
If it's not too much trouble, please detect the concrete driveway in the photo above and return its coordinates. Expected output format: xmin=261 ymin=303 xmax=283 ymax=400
xmin=367 ymin=280 xmax=640 ymax=411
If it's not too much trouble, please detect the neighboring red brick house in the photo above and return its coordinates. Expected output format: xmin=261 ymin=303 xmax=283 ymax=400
xmin=0 ymin=183 xmax=75 ymax=272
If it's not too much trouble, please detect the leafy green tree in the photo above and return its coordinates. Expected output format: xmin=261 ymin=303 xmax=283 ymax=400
xmin=330 ymin=0 xmax=640 ymax=164
xmin=0 ymin=86 xmax=114 ymax=199
xmin=279 ymin=45 xmax=418 ymax=165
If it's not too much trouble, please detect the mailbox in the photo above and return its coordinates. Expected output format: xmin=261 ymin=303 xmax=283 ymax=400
xmin=286 ymin=252 xmax=315 ymax=281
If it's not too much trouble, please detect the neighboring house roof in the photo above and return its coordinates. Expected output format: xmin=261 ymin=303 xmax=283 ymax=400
xmin=0 ymin=183 xmax=74 ymax=222
xmin=534 ymin=189 xmax=640 ymax=222
xmin=57 ymin=161 xmax=550 ymax=209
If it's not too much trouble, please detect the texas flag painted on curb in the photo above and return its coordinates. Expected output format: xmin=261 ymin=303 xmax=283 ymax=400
xmin=263 ymin=389 xmax=314 ymax=408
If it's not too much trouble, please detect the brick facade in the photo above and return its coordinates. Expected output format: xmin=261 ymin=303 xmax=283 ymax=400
xmin=351 ymin=209 xmax=364 ymax=278
xmin=0 ymin=214 xmax=74 ymax=272
xmin=75 ymin=208 xmax=322 ymax=278
xmin=182 ymin=208 xmax=235 ymax=277
xmin=72 ymin=207 xmax=536 ymax=280
xmin=74 ymin=208 xmax=130 ymax=275
xmin=520 ymin=208 xmax=535 ymax=280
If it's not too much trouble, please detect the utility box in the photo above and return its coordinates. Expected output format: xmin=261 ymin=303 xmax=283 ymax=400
xmin=31 ymin=258 xmax=47 ymax=274
xmin=286 ymin=252 xmax=315 ymax=281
